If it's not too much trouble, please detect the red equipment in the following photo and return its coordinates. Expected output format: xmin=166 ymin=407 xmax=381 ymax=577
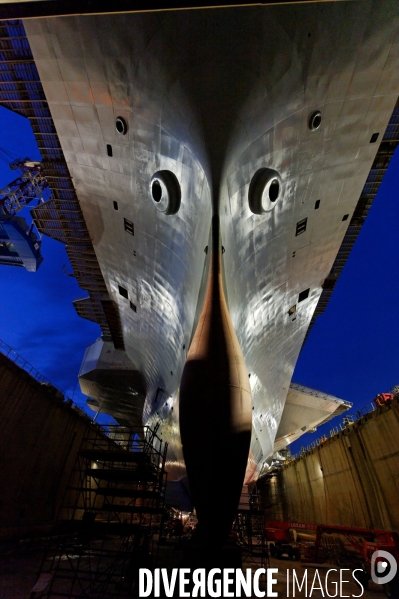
xmin=266 ymin=519 xmax=399 ymax=594
xmin=374 ymin=393 xmax=394 ymax=407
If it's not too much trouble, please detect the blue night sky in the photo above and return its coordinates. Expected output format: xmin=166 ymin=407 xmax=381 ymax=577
xmin=291 ymin=141 xmax=399 ymax=452
xmin=0 ymin=106 xmax=103 ymax=419
xmin=0 ymin=105 xmax=398 ymax=444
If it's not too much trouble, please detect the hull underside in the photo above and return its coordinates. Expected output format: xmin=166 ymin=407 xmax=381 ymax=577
xmin=18 ymin=1 xmax=399 ymax=481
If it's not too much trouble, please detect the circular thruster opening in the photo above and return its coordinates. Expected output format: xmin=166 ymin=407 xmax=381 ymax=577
xmin=152 ymin=180 xmax=162 ymax=202
xmin=309 ymin=110 xmax=322 ymax=131
xmin=269 ymin=179 xmax=280 ymax=202
xmin=115 ymin=116 xmax=128 ymax=135
xmin=248 ymin=168 xmax=283 ymax=214
xmin=150 ymin=170 xmax=181 ymax=215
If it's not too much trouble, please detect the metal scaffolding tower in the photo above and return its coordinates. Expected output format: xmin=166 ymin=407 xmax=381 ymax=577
xmin=31 ymin=425 xmax=167 ymax=599
xmin=235 ymin=488 xmax=269 ymax=573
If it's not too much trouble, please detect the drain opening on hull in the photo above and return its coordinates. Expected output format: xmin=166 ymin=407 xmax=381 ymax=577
xmin=309 ymin=110 xmax=322 ymax=131
xmin=115 ymin=116 xmax=128 ymax=135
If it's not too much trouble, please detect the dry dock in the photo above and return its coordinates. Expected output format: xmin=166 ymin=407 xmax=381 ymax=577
xmin=260 ymin=397 xmax=399 ymax=531
xmin=0 ymin=344 xmax=102 ymax=540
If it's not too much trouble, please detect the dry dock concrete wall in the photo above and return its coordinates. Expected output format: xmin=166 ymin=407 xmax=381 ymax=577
xmin=261 ymin=398 xmax=399 ymax=531
xmin=0 ymin=351 xmax=99 ymax=538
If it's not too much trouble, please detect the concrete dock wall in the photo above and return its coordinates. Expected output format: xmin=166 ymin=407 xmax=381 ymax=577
xmin=260 ymin=398 xmax=399 ymax=531
xmin=0 ymin=352 xmax=99 ymax=538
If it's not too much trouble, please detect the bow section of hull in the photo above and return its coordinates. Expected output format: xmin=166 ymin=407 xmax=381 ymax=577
xmin=20 ymin=2 xmax=399 ymax=490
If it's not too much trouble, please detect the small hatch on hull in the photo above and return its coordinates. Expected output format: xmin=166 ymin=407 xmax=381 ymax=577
xmin=298 ymin=288 xmax=310 ymax=302
xmin=118 ymin=285 xmax=128 ymax=299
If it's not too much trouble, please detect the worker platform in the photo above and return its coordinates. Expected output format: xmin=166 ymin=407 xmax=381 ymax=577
xmin=30 ymin=425 xmax=167 ymax=599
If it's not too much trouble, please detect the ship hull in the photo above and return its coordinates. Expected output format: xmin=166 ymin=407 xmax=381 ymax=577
xmin=24 ymin=0 xmax=399 ymax=480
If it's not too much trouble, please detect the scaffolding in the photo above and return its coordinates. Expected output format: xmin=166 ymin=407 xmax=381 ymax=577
xmin=31 ymin=425 xmax=167 ymax=599
xmin=0 ymin=20 xmax=125 ymax=347
xmin=235 ymin=488 xmax=269 ymax=573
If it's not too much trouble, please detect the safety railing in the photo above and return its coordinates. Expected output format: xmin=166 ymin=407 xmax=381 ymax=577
xmin=0 ymin=337 xmax=55 ymax=386
xmin=0 ymin=337 xmax=86 ymax=416
xmin=290 ymin=403 xmax=379 ymax=461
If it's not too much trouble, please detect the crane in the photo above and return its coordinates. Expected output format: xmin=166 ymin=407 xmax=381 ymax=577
xmin=0 ymin=158 xmax=49 ymax=215
xmin=0 ymin=158 xmax=49 ymax=271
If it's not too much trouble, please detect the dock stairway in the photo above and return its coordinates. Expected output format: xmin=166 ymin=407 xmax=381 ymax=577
xmin=30 ymin=424 xmax=167 ymax=598
xmin=235 ymin=486 xmax=269 ymax=571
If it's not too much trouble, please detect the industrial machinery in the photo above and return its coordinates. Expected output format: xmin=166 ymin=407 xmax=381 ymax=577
xmin=0 ymin=158 xmax=48 ymax=216
xmin=374 ymin=386 xmax=399 ymax=408
xmin=267 ymin=520 xmax=399 ymax=596
xmin=0 ymin=158 xmax=48 ymax=270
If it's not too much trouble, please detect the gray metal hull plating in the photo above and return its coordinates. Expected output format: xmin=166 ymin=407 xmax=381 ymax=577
xmin=24 ymin=1 xmax=399 ymax=480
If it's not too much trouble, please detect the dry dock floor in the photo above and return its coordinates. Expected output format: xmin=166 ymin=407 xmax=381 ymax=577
xmin=0 ymin=542 xmax=388 ymax=598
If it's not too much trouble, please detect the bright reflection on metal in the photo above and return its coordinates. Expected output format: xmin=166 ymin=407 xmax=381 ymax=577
xmin=23 ymin=3 xmax=399 ymax=494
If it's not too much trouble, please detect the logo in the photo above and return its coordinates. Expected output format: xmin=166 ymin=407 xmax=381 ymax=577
xmin=371 ymin=550 xmax=397 ymax=585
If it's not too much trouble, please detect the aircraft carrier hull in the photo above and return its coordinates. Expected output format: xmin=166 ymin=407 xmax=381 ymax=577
xmin=22 ymin=1 xmax=399 ymax=481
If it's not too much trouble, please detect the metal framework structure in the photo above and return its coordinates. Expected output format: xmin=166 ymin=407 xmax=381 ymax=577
xmin=0 ymin=158 xmax=47 ymax=215
xmin=31 ymin=425 xmax=167 ymax=599
xmin=235 ymin=489 xmax=269 ymax=573
xmin=0 ymin=20 xmax=124 ymax=347
xmin=0 ymin=158 xmax=45 ymax=268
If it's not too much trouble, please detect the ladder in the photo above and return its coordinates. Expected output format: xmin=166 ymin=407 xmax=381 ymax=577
xmin=31 ymin=425 xmax=167 ymax=599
